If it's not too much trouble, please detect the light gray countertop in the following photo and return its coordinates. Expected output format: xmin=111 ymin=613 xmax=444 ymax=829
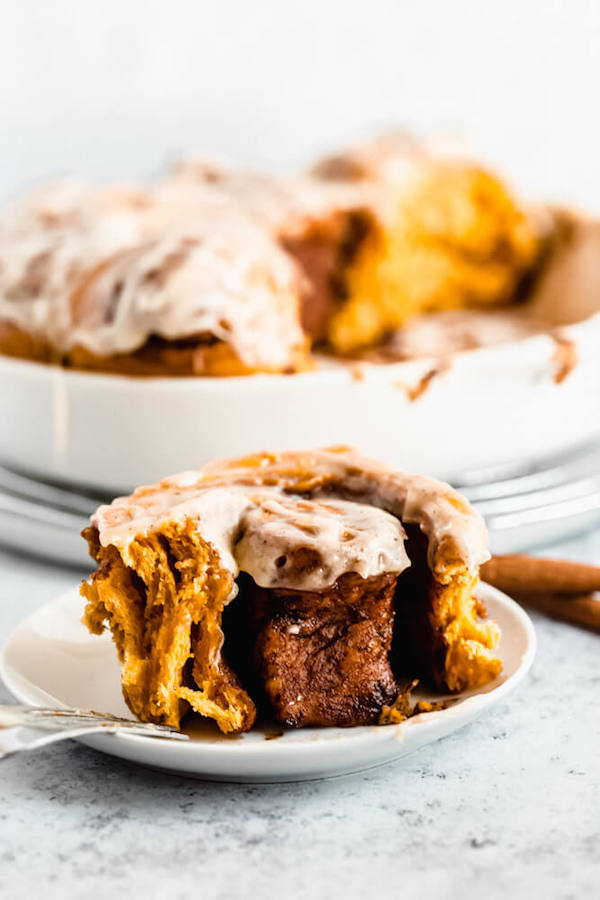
xmin=1 ymin=532 xmax=598 ymax=900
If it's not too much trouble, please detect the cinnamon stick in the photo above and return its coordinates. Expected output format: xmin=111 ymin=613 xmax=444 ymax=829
xmin=513 ymin=592 xmax=600 ymax=632
xmin=481 ymin=554 xmax=600 ymax=597
xmin=480 ymin=554 xmax=600 ymax=632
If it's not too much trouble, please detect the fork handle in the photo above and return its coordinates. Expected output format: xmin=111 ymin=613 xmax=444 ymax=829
xmin=0 ymin=722 xmax=127 ymax=760
xmin=0 ymin=704 xmax=187 ymax=760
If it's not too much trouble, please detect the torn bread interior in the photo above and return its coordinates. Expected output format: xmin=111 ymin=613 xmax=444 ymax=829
xmin=81 ymin=448 xmax=501 ymax=733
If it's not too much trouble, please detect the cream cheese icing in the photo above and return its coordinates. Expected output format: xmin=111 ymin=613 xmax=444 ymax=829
xmin=162 ymin=159 xmax=382 ymax=240
xmin=93 ymin=483 xmax=410 ymax=594
xmin=66 ymin=225 xmax=305 ymax=368
xmin=0 ymin=179 xmax=162 ymax=345
xmin=92 ymin=448 xmax=489 ymax=594
xmin=0 ymin=176 xmax=308 ymax=367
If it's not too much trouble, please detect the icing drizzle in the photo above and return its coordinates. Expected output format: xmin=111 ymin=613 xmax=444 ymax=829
xmin=92 ymin=448 xmax=489 ymax=593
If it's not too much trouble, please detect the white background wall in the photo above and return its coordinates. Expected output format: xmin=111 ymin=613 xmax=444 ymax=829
xmin=1 ymin=0 xmax=599 ymax=208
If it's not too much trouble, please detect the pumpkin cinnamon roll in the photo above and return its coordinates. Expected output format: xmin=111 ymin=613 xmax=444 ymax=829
xmin=172 ymin=137 xmax=543 ymax=354
xmin=0 ymin=188 xmax=308 ymax=376
xmin=310 ymin=135 xmax=542 ymax=353
xmin=0 ymin=178 xmax=159 ymax=365
xmin=63 ymin=224 xmax=308 ymax=376
xmin=81 ymin=448 xmax=501 ymax=733
xmin=0 ymin=136 xmax=544 ymax=373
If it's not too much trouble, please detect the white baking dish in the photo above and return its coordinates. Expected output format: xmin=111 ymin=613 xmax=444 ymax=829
xmin=1 ymin=311 xmax=599 ymax=493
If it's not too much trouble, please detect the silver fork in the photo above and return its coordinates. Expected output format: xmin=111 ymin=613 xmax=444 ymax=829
xmin=0 ymin=704 xmax=189 ymax=760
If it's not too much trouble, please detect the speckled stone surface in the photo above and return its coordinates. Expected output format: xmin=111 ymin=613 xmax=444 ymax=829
xmin=1 ymin=532 xmax=599 ymax=900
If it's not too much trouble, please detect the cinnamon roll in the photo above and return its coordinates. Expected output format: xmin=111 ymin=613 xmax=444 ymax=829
xmin=0 ymin=179 xmax=158 ymax=365
xmin=310 ymin=135 xmax=541 ymax=353
xmin=81 ymin=448 xmax=501 ymax=733
xmin=172 ymin=141 xmax=543 ymax=353
xmin=0 ymin=175 xmax=309 ymax=375
xmin=0 ymin=136 xmax=544 ymax=374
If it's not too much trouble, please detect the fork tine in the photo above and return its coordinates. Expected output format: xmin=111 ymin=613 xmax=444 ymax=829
xmin=28 ymin=708 xmax=178 ymax=728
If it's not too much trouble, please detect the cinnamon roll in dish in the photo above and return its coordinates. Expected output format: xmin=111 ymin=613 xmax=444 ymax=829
xmin=81 ymin=448 xmax=501 ymax=733
xmin=169 ymin=136 xmax=543 ymax=354
xmin=0 ymin=135 xmax=544 ymax=375
xmin=65 ymin=225 xmax=308 ymax=376
xmin=0 ymin=179 xmax=308 ymax=375
xmin=309 ymin=134 xmax=541 ymax=353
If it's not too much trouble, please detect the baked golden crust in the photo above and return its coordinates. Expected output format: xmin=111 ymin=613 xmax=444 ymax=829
xmin=81 ymin=448 xmax=501 ymax=733
xmin=0 ymin=321 xmax=308 ymax=376
xmin=0 ymin=321 xmax=56 ymax=365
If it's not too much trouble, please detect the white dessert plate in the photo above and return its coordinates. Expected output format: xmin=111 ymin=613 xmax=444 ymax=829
xmin=0 ymin=583 xmax=536 ymax=782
